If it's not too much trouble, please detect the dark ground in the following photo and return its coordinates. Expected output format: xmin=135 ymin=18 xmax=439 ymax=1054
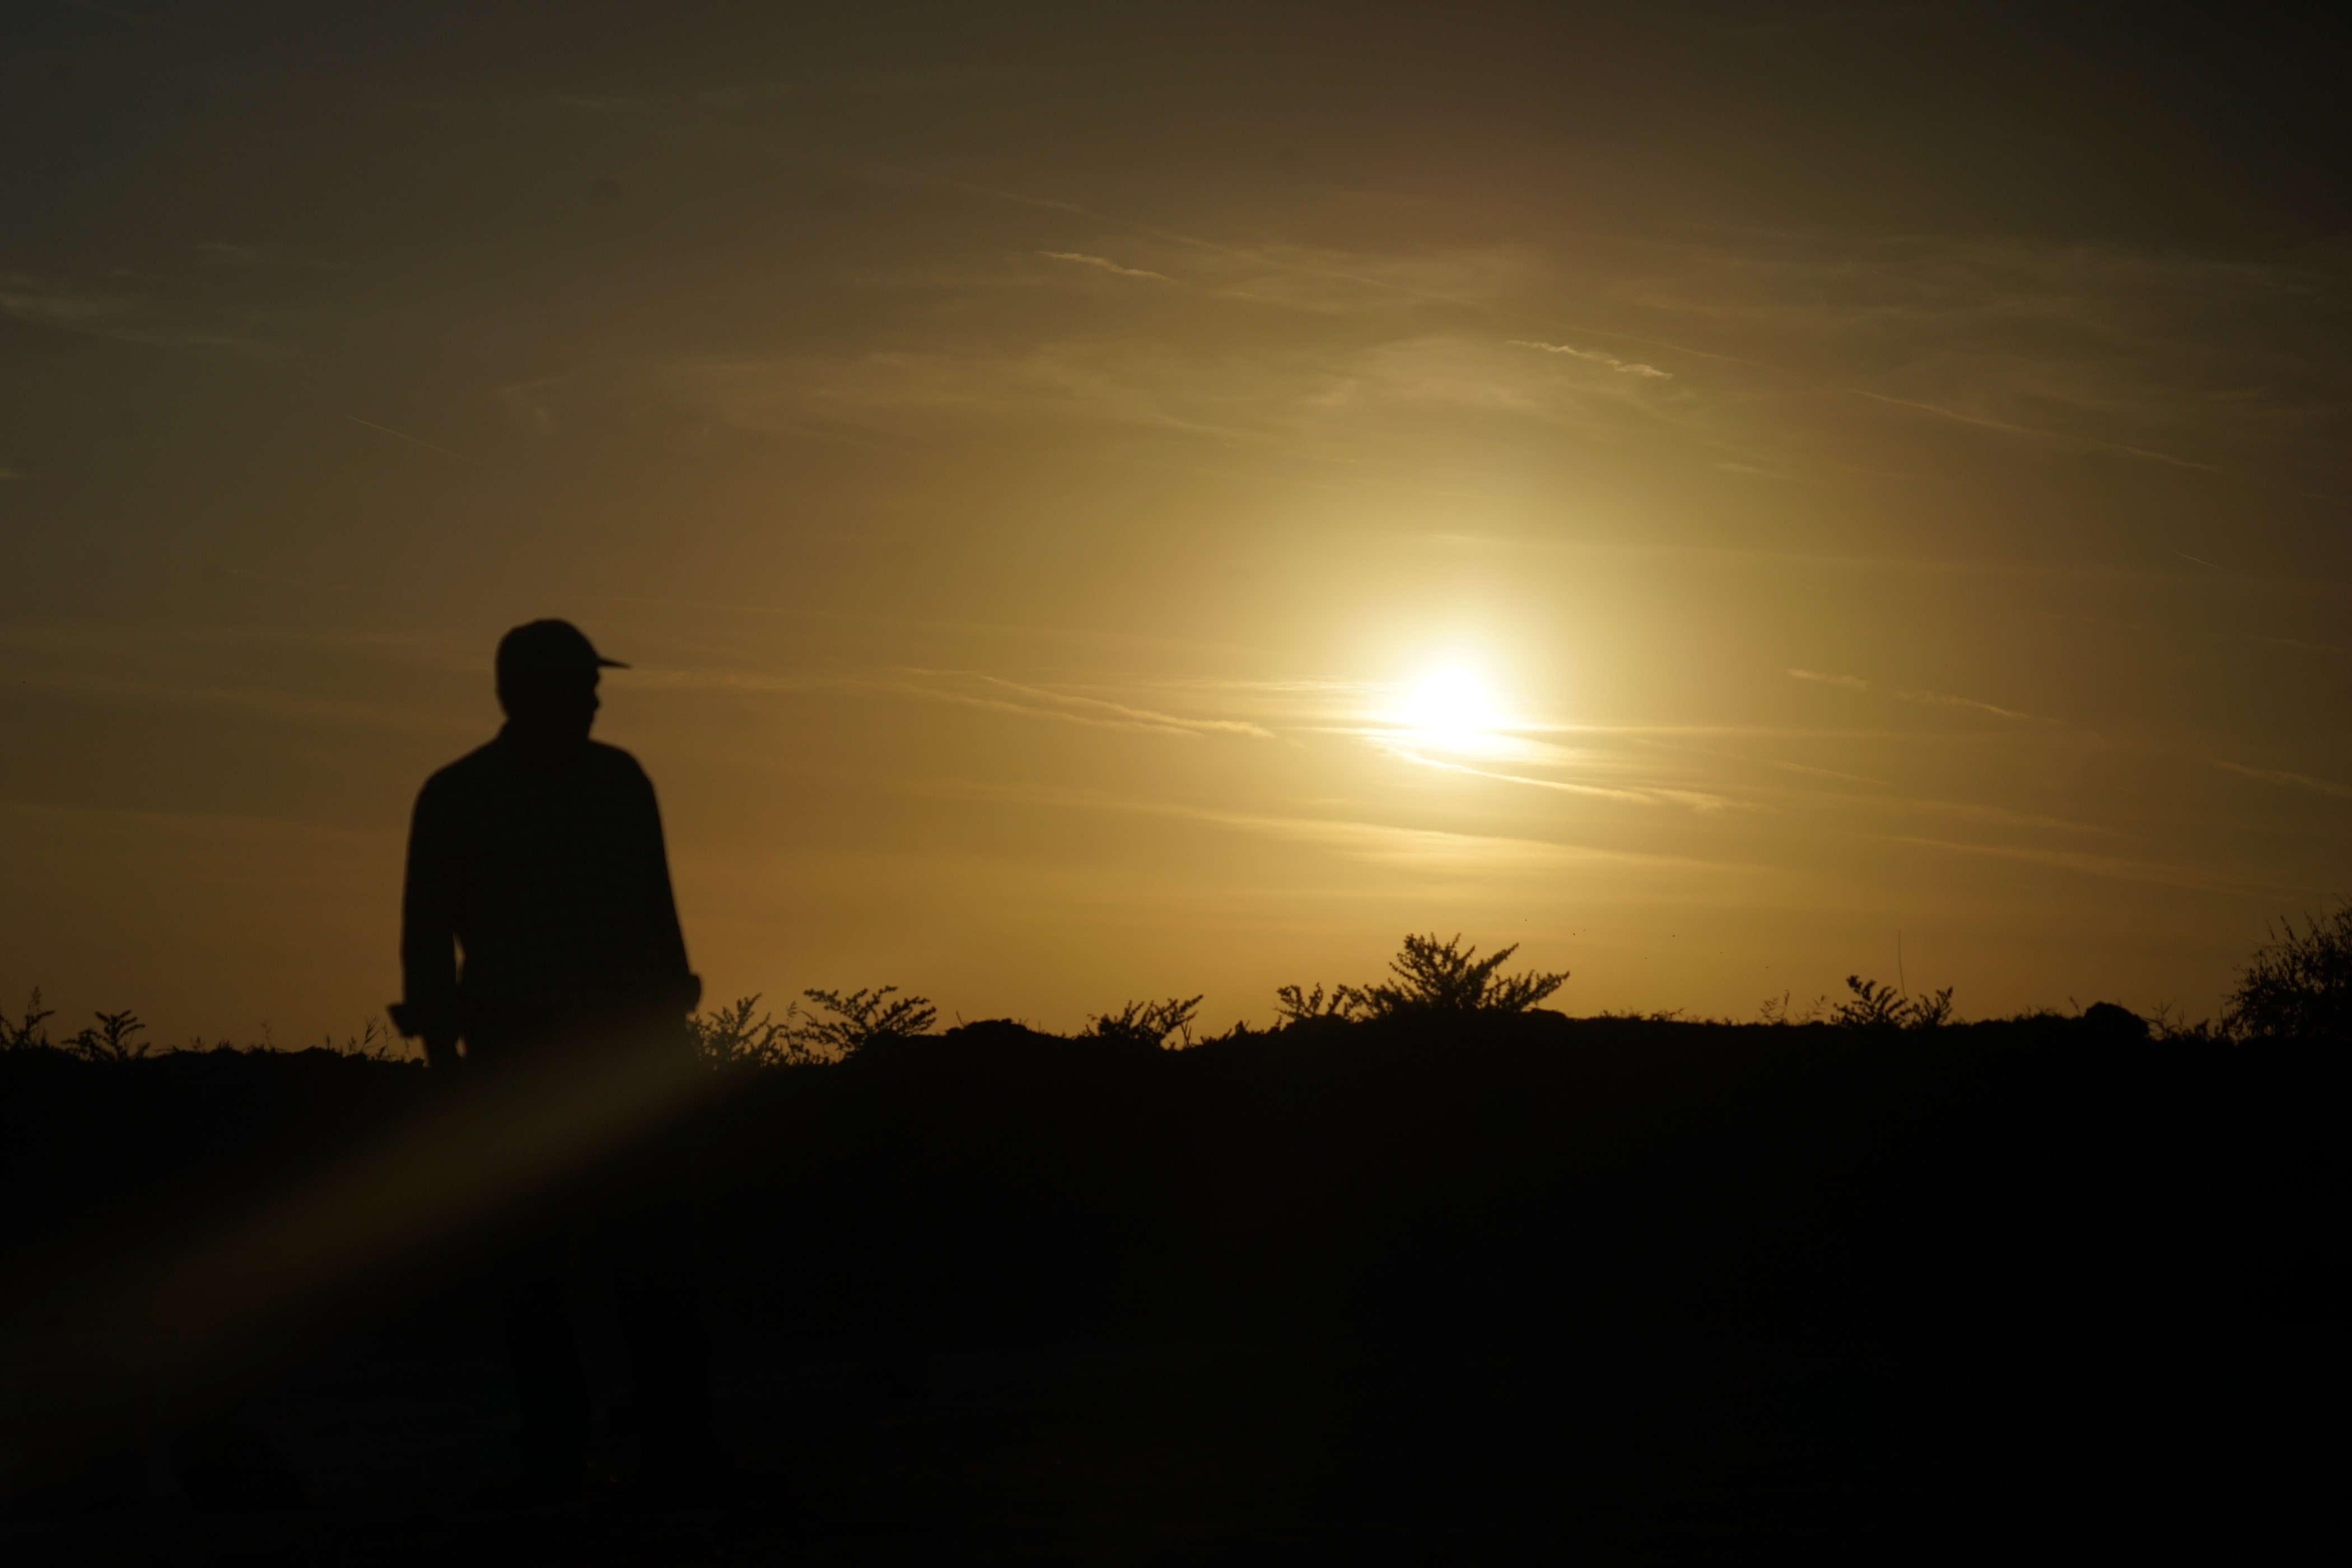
xmin=1 ymin=1011 xmax=2342 ymax=1561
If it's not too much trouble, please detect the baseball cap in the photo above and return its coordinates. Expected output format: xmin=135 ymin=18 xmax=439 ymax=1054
xmin=495 ymin=619 xmax=628 ymax=683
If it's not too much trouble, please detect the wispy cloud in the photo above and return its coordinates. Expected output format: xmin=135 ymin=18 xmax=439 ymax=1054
xmin=1788 ymin=669 xmax=2054 ymax=725
xmin=637 ymin=342 xmax=1250 ymax=447
xmin=346 ymin=416 xmax=470 ymax=461
xmin=1039 ymin=251 xmax=1177 ymax=283
xmin=1386 ymin=745 xmax=1743 ymax=811
xmin=1641 ymin=739 xmax=1893 ymax=789
xmin=0 ymin=270 xmax=269 ymax=353
xmin=905 ymin=777 xmax=1739 ymax=876
xmin=942 ymin=671 xmax=1272 ymax=736
xmin=1510 ymin=340 xmax=1672 ymax=378
xmin=1884 ymin=836 xmax=2281 ymax=898
xmin=2213 ymin=760 xmax=2352 ymax=798
xmin=0 ymin=793 xmax=391 ymax=846
xmin=619 ymin=663 xmax=1276 ymax=738
xmin=2241 ymin=632 xmax=2352 ymax=656
xmin=0 ymin=272 xmax=137 ymax=331
xmin=1614 ymin=231 xmax=2351 ymax=501
xmin=852 ymin=669 xmax=1271 ymax=738
xmin=0 ymin=668 xmax=474 ymax=735
xmin=1346 ymin=723 xmax=1748 ymax=812
xmin=1850 ymin=390 xmax=2222 ymax=473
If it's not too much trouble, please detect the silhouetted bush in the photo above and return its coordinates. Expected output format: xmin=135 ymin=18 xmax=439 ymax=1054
xmin=3 ymin=990 xmax=56 ymax=1051
xmin=2227 ymin=906 xmax=2352 ymax=1040
xmin=2 ymin=994 xmax=156 ymax=1058
xmin=1272 ymin=982 xmax=1362 ymax=1024
xmin=1831 ymin=975 xmax=1957 ymax=1030
xmin=66 ymin=1010 xmax=150 ymax=1063
xmin=697 ymin=986 xmax=939 ymax=1067
xmin=694 ymin=993 xmax=801 ymax=1067
xmin=1278 ymin=933 xmax=1566 ymax=1024
xmin=2148 ymin=1002 xmax=2224 ymax=1043
xmin=1084 ymin=995 xmax=1202 ymax=1049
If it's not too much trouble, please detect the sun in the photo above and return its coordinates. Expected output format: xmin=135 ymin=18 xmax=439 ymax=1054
xmin=1398 ymin=666 xmax=1503 ymax=743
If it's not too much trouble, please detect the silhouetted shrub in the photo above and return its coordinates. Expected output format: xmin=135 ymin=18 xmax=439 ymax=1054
xmin=697 ymin=986 xmax=940 ymax=1066
xmin=3 ymin=990 xmax=56 ymax=1051
xmin=1278 ymin=934 xmax=1566 ymax=1025
xmin=2148 ymin=1002 xmax=2223 ymax=1043
xmin=694 ymin=994 xmax=800 ymax=1067
xmin=66 ymin=1010 xmax=148 ymax=1062
xmin=1356 ymin=933 xmax=1566 ymax=1017
xmin=795 ymin=986 xmax=938 ymax=1057
xmin=1085 ymin=995 xmax=1202 ymax=1049
xmin=1272 ymin=983 xmax=1366 ymax=1024
xmin=2226 ymin=907 xmax=2352 ymax=1041
xmin=1831 ymin=976 xmax=1957 ymax=1030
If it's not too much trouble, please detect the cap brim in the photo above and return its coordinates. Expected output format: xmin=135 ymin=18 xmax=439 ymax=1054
xmin=595 ymin=656 xmax=630 ymax=669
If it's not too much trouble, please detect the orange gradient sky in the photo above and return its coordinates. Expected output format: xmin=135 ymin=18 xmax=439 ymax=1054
xmin=6 ymin=5 xmax=2350 ymax=1043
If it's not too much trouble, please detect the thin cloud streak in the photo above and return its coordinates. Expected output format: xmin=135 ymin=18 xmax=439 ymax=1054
xmin=1884 ymin=835 xmax=2290 ymax=898
xmin=0 ymin=669 xmax=479 ymax=735
xmin=2213 ymin=760 xmax=2352 ymax=799
xmin=0 ymin=272 xmax=271 ymax=354
xmin=1788 ymin=669 xmax=2055 ymax=725
xmin=1357 ymin=731 xmax=1747 ymax=812
xmin=346 ymin=417 xmax=471 ymax=462
xmin=1849 ymin=389 xmax=2222 ymax=473
xmin=0 ymin=792 xmax=394 ymax=845
xmin=1379 ymin=746 xmax=1665 ymax=806
xmin=1038 ymin=251 xmax=1177 ymax=283
xmin=903 ymin=777 xmax=1752 ymax=877
xmin=947 ymin=672 xmax=1273 ymax=737
xmin=890 ymin=682 xmax=1207 ymax=736
xmin=805 ymin=668 xmax=1278 ymax=739
xmin=1509 ymin=340 xmax=1672 ymax=378
xmin=862 ymin=161 xmax=1765 ymax=365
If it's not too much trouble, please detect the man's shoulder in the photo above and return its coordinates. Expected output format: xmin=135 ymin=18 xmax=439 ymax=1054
xmin=414 ymin=737 xmax=650 ymax=810
xmin=419 ymin=739 xmax=507 ymax=796
xmin=583 ymin=739 xmax=651 ymax=783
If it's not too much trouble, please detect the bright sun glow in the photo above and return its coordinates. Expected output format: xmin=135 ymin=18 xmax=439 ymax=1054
xmin=1398 ymin=667 xmax=1504 ymax=742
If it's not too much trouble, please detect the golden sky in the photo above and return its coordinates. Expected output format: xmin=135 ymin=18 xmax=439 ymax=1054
xmin=5 ymin=5 xmax=2349 ymax=1043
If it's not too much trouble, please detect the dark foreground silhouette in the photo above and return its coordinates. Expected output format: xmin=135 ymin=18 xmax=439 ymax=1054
xmin=396 ymin=618 xmax=713 ymax=1494
xmin=2 ymin=1007 xmax=2340 ymax=1560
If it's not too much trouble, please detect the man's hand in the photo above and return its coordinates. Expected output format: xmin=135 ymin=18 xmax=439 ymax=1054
xmin=423 ymin=1033 xmax=461 ymax=1070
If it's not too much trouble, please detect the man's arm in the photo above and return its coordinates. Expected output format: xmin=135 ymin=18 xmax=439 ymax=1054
xmin=397 ymin=778 xmax=463 ymax=1067
xmin=635 ymin=768 xmax=698 ymax=1013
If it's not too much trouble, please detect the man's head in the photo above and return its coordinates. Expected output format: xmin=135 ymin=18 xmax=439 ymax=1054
xmin=495 ymin=619 xmax=626 ymax=740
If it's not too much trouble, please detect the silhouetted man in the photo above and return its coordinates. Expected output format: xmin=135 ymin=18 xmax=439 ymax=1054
xmin=392 ymin=619 xmax=713 ymax=1495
